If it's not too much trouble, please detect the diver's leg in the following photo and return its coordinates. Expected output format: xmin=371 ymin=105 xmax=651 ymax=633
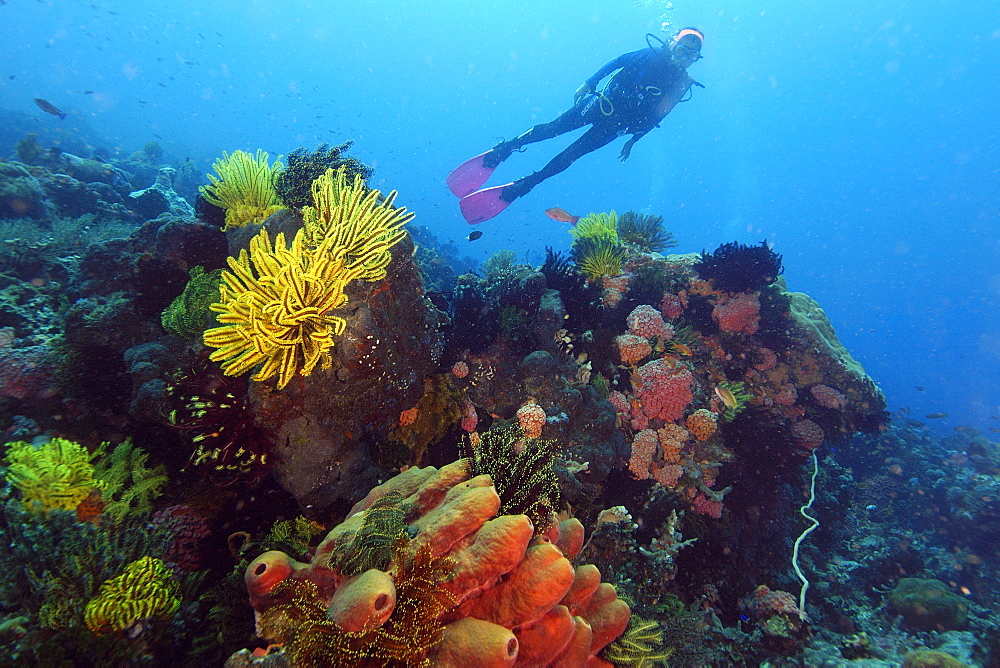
xmin=483 ymin=107 xmax=588 ymax=168
xmin=500 ymin=124 xmax=618 ymax=201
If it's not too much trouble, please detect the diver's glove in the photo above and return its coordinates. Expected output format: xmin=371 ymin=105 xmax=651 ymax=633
xmin=574 ymin=82 xmax=593 ymax=104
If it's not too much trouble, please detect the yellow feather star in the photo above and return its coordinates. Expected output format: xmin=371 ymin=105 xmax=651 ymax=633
xmin=302 ymin=168 xmax=414 ymax=281
xmin=199 ymin=149 xmax=285 ymax=230
xmin=204 ymin=167 xmax=413 ymax=389
xmin=204 ymin=228 xmax=362 ymax=389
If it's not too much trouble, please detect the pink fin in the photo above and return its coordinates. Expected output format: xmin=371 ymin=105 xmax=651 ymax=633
xmin=446 ymin=151 xmax=495 ymax=198
xmin=459 ymin=184 xmax=514 ymax=224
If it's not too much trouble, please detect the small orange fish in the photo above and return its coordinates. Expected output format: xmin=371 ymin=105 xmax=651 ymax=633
xmin=714 ymin=386 xmax=738 ymax=411
xmin=34 ymin=98 xmax=67 ymax=120
xmin=670 ymin=342 xmax=694 ymax=356
xmin=545 ymin=207 xmax=580 ymax=225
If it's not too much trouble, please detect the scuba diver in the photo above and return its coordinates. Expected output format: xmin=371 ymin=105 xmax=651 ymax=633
xmin=448 ymin=27 xmax=705 ymax=224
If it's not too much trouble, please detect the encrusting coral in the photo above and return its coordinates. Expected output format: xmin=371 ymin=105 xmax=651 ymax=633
xmin=199 ymin=149 xmax=285 ymax=230
xmin=228 ymin=459 xmax=630 ymax=667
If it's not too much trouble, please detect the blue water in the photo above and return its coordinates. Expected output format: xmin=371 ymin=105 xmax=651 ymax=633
xmin=3 ymin=0 xmax=998 ymax=435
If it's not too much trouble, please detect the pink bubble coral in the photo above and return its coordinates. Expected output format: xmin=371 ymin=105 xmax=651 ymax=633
xmin=791 ymin=418 xmax=824 ymax=451
xmin=636 ymin=358 xmax=693 ymax=423
xmin=712 ymin=292 xmax=760 ymax=335
xmin=810 ymin=384 xmax=847 ymax=410
xmin=614 ymin=334 xmax=652 ymax=366
xmin=516 ymin=402 xmax=546 ymax=439
xmin=451 ymin=361 xmax=469 ymax=378
xmin=626 ymin=304 xmax=673 ymax=340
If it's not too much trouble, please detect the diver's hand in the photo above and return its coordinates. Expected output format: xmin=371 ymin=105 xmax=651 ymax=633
xmin=574 ymin=82 xmax=592 ymax=104
xmin=619 ymin=139 xmax=636 ymax=162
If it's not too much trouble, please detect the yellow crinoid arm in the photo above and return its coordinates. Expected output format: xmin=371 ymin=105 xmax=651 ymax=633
xmin=301 ymin=167 xmax=413 ymax=281
xmin=204 ymin=228 xmax=358 ymax=389
xmin=199 ymin=149 xmax=285 ymax=230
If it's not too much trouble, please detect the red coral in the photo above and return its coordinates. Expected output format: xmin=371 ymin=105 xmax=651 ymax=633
xmin=0 ymin=338 xmax=55 ymax=401
xmin=660 ymin=292 xmax=685 ymax=320
xmin=691 ymin=492 xmax=723 ymax=519
xmin=712 ymin=292 xmax=760 ymax=335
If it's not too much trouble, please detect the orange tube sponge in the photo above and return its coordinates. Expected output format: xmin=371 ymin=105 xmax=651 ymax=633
xmin=514 ymin=605 xmax=576 ymax=665
xmin=327 ymin=569 xmax=396 ymax=632
xmin=463 ymin=542 xmax=576 ymax=628
xmin=434 ymin=617 xmax=518 ymax=667
xmin=233 ymin=461 xmax=630 ymax=666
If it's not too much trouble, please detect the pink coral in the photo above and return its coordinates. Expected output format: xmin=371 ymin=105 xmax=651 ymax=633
xmin=0 ymin=334 xmax=54 ymax=401
xmin=660 ymin=292 xmax=685 ymax=320
xmin=608 ymin=390 xmax=631 ymax=418
xmin=614 ymin=334 xmax=652 ymax=366
xmin=652 ymin=463 xmax=683 ymax=488
xmin=235 ymin=461 xmax=630 ymax=666
xmin=627 ymin=429 xmax=658 ymax=480
xmin=602 ymin=274 xmax=629 ymax=308
xmin=460 ymin=399 xmax=478 ymax=432
xmin=753 ymin=347 xmax=778 ymax=371
xmin=626 ymin=304 xmax=673 ymax=340
xmin=516 ymin=403 xmax=546 ymax=439
xmin=691 ymin=492 xmax=724 ymax=519
xmin=790 ymin=418 xmax=824 ymax=451
xmin=712 ymin=292 xmax=760 ymax=335
xmin=810 ymin=384 xmax=847 ymax=410
xmin=151 ymin=505 xmax=211 ymax=572
xmin=451 ymin=361 xmax=469 ymax=378
xmin=636 ymin=358 xmax=693 ymax=422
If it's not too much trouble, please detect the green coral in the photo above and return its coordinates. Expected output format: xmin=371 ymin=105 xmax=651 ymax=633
xmin=92 ymin=439 xmax=168 ymax=523
xmin=2 ymin=438 xmax=106 ymax=514
xmin=274 ymin=141 xmax=373 ymax=210
xmin=889 ymin=578 xmax=968 ymax=631
xmin=161 ymin=266 xmax=224 ymax=339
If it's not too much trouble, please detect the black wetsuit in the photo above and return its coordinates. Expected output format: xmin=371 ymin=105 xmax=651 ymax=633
xmin=496 ymin=46 xmax=697 ymax=200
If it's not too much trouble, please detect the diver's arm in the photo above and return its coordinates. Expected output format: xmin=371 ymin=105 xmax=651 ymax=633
xmin=584 ymin=49 xmax=646 ymax=89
